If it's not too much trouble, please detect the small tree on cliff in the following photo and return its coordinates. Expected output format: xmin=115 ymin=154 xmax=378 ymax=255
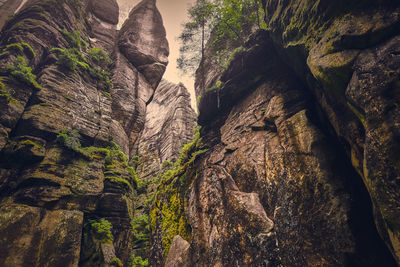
xmin=177 ymin=0 xmax=266 ymax=91
xmin=177 ymin=0 xmax=215 ymax=93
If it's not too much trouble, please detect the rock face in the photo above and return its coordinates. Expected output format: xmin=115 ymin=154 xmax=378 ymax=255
xmin=151 ymin=2 xmax=400 ymax=267
xmin=136 ymin=80 xmax=197 ymax=182
xmin=0 ymin=0 xmax=23 ymax=31
xmin=130 ymin=80 xmax=196 ymax=263
xmin=118 ymin=0 xmax=169 ymax=89
xmin=0 ymin=0 xmax=168 ymax=265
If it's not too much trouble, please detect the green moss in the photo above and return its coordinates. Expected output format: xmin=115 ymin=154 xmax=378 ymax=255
xmin=5 ymin=42 xmax=35 ymax=58
xmin=105 ymin=176 xmax=133 ymax=190
xmin=89 ymin=47 xmax=112 ymax=67
xmin=347 ymin=101 xmax=366 ymax=127
xmin=205 ymin=80 xmax=224 ymax=94
xmin=132 ymin=214 xmax=151 ymax=244
xmin=6 ymin=56 xmax=41 ymax=90
xmin=52 ymin=32 xmax=113 ymax=91
xmin=110 ymin=257 xmax=123 ymax=267
xmin=89 ymin=67 xmax=113 ymax=91
xmin=130 ymin=155 xmax=140 ymax=166
xmin=51 ymin=47 xmax=89 ymax=72
xmin=87 ymin=218 xmax=113 ymax=243
xmin=78 ymin=146 xmax=110 ymax=160
xmin=61 ymin=30 xmax=87 ymax=50
xmin=162 ymin=160 xmax=173 ymax=169
xmin=150 ymin=128 xmax=207 ymax=256
xmin=56 ymin=129 xmax=81 ymax=151
xmin=102 ymin=91 xmax=112 ymax=100
xmin=128 ymin=256 xmax=148 ymax=267
xmin=18 ymin=139 xmax=43 ymax=150
xmin=0 ymin=77 xmax=18 ymax=104
xmin=224 ymin=46 xmax=246 ymax=70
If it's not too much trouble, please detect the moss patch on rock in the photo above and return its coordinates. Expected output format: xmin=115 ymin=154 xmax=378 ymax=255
xmin=150 ymin=129 xmax=207 ymax=256
xmin=6 ymin=56 xmax=41 ymax=90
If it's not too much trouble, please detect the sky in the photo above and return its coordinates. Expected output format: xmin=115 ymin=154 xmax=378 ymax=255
xmin=117 ymin=0 xmax=196 ymax=109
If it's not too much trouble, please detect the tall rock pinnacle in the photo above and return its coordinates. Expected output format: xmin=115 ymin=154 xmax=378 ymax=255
xmin=119 ymin=0 xmax=169 ymax=88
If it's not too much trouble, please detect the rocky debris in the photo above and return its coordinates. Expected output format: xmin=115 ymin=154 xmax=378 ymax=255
xmin=164 ymin=235 xmax=190 ymax=267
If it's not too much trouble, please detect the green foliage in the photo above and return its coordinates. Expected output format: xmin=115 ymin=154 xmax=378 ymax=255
xmin=51 ymin=47 xmax=89 ymax=71
xmin=178 ymin=0 xmax=265 ymax=77
xmin=51 ymin=32 xmax=113 ymax=91
xmin=132 ymin=214 xmax=151 ymax=242
xmin=224 ymin=46 xmax=246 ymax=69
xmin=89 ymin=47 xmax=112 ymax=67
xmin=6 ymin=56 xmax=41 ymax=90
xmin=61 ymin=30 xmax=87 ymax=50
xmin=87 ymin=218 xmax=113 ymax=243
xmin=110 ymin=257 xmax=123 ymax=267
xmin=0 ymin=78 xmax=18 ymax=104
xmin=4 ymin=42 xmax=35 ymax=58
xmin=56 ymin=129 xmax=81 ymax=151
xmin=128 ymin=256 xmax=148 ymax=267
xmin=102 ymin=91 xmax=112 ymax=99
xmin=150 ymin=128 xmax=207 ymax=256
xmin=162 ymin=160 xmax=173 ymax=169
xmin=89 ymin=67 xmax=113 ymax=91
xmin=205 ymin=80 xmax=223 ymax=93
xmin=213 ymin=0 xmax=264 ymax=45
xmin=105 ymin=176 xmax=133 ymax=189
xmin=177 ymin=0 xmax=215 ymax=75
xmin=130 ymin=155 xmax=140 ymax=166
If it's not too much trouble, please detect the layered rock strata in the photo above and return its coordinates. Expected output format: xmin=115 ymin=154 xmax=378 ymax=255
xmin=136 ymin=79 xmax=197 ymax=182
xmin=131 ymin=80 xmax=196 ymax=262
xmin=0 ymin=0 xmax=168 ymax=265
xmin=152 ymin=1 xmax=400 ymax=266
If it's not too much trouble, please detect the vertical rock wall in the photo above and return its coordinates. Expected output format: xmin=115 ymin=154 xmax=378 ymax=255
xmin=0 ymin=0 xmax=169 ymax=265
xmin=152 ymin=1 xmax=400 ymax=267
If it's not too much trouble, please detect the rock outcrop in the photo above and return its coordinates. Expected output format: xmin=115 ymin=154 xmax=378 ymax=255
xmin=0 ymin=0 xmax=23 ymax=31
xmin=0 ymin=0 xmax=168 ymax=265
xmin=130 ymin=80 xmax=197 ymax=263
xmin=151 ymin=1 xmax=400 ymax=267
xmin=136 ymin=80 xmax=196 ymax=182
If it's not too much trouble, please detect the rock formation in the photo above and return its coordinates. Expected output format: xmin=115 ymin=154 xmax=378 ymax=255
xmin=0 ymin=0 xmax=399 ymax=266
xmin=151 ymin=1 xmax=400 ymax=267
xmin=136 ymin=80 xmax=197 ymax=182
xmin=0 ymin=0 xmax=23 ymax=31
xmin=129 ymin=80 xmax=196 ymax=263
xmin=0 ymin=0 xmax=169 ymax=265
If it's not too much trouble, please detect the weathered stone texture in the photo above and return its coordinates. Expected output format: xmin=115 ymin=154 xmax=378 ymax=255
xmin=155 ymin=6 xmax=399 ymax=264
xmin=0 ymin=0 xmax=168 ymax=265
xmin=136 ymin=80 xmax=197 ymax=181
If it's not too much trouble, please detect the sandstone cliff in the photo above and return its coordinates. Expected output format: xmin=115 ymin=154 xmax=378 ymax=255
xmin=0 ymin=0 xmax=399 ymax=266
xmin=0 ymin=0 xmax=169 ymax=265
xmin=136 ymin=80 xmax=197 ymax=182
xmin=129 ymin=80 xmax=197 ymax=264
xmin=151 ymin=1 xmax=400 ymax=266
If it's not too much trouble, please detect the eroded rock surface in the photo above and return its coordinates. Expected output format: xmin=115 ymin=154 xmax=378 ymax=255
xmin=153 ymin=3 xmax=399 ymax=264
xmin=0 ymin=0 xmax=168 ymax=265
xmin=137 ymin=80 xmax=197 ymax=181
